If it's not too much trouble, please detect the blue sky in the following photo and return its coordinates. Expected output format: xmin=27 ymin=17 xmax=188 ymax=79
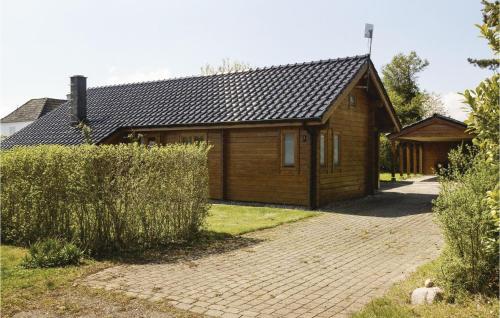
xmin=0 ymin=0 xmax=493 ymax=120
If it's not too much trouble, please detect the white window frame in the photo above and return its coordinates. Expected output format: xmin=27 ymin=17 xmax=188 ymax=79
xmin=333 ymin=133 xmax=340 ymax=167
xmin=319 ymin=132 xmax=326 ymax=167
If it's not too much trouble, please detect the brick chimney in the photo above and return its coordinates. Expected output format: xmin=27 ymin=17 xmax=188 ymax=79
xmin=70 ymin=75 xmax=87 ymax=125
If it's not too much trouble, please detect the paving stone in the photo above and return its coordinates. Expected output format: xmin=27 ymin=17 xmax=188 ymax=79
xmin=205 ymin=309 xmax=224 ymax=317
xmin=84 ymin=178 xmax=443 ymax=317
xmin=175 ymin=303 xmax=193 ymax=311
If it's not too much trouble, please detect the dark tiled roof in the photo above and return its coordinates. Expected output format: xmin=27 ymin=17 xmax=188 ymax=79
xmin=1 ymin=98 xmax=66 ymax=123
xmin=2 ymin=55 xmax=369 ymax=148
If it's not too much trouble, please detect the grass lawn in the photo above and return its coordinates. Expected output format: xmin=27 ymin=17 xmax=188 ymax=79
xmin=379 ymin=172 xmax=422 ymax=182
xmin=0 ymin=245 xmax=109 ymax=316
xmin=0 ymin=245 xmax=200 ymax=317
xmin=1 ymin=203 xmax=319 ymax=317
xmin=353 ymin=257 xmax=499 ymax=318
xmin=206 ymin=203 xmax=319 ymax=235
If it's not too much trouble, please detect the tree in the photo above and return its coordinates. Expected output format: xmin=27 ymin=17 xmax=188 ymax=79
xmin=380 ymin=52 xmax=448 ymax=173
xmin=201 ymin=58 xmax=251 ymax=75
xmin=463 ymin=0 xmax=500 ymax=164
xmin=463 ymin=74 xmax=499 ymax=160
xmin=382 ymin=51 xmax=430 ymax=126
xmin=421 ymin=92 xmax=448 ymax=118
xmin=467 ymin=0 xmax=499 ymax=70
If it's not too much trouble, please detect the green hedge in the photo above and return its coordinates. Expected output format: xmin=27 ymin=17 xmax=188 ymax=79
xmin=1 ymin=143 xmax=211 ymax=255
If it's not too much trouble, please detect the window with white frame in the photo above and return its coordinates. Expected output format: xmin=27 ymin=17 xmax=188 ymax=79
xmin=319 ymin=132 xmax=325 ymax=166
xmin=283 ymin=132 xmax=295 ymax=167
xmin=333 ymin=133 xmax=340 ymax=166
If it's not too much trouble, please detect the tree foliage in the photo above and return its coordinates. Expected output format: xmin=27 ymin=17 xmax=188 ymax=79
xmin=381 ymin=51 xmax=443 ymax=126
xmin=467 ymin=0 xmax=499 ymax=70
xmin=463 ymin=0 xmax=500 ymax=230
xmin=434 ymin=0 xmax=500 ymax=297
xmin=379 ymin=52 xmax=447 ymax=172
xmin=201 ymin=58 xmax=251 ymax=75
xmin=463 ymin=74 xmax=500 ymax=160
xmin=382 ymin=51 xmax=429 ymax=106
xmin=421 ymin=92 xmax=448 ymax=118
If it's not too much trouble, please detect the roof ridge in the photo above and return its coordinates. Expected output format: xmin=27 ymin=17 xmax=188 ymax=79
xmin=432 ymin=113 xmax=467 ymax=125
xmin=2 ymin=98 xmax=41 ymax=116
xmin=89 ymin=54 xmax=370 ymax=90
xmin=399 ymin=114 xmax=466 ymax=131
xmin=41 ymin=97 xmax=67 ymax=101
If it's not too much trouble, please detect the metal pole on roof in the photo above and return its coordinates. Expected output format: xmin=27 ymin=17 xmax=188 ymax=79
xmin=364 ymin=23 xmax=374 ymax=92
xmin=365 ymin=23 xmax=374 ymax=56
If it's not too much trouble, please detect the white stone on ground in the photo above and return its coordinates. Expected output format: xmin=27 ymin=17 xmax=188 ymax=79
xmin=411 ymin=280 xmax=443 ymax=305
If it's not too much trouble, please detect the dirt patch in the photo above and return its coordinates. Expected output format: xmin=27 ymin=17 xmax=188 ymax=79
xmin=5 ymin=233 xmax=263 ymax=318
xmin=12 ymin=286 xmax=201 ymax=318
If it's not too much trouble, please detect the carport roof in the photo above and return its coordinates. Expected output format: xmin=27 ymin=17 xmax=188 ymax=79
xmin=388 ymin=114 xmax=474 ymax=142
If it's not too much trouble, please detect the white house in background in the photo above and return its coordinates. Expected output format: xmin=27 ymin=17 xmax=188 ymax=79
xmin=1 ymin=98 xmax=66 ymax=137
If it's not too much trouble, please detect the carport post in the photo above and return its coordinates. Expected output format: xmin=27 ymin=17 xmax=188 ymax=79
xmin=419 ymin=144 xmax=423 ymax=174
xmin=399 ymin=143 xmax=404 ymax=176
xmin=406 ymin=144 xmax=411 ymax=177
xmin=390 ymin=141 xmax=396 ymax=182
xmin=413 ymin=143 xmax=418 ymax=175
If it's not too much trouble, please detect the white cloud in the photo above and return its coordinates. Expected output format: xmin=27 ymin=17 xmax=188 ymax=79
xmin=442 ymin=92 xmax=469 ymax=121
xmin=102 ymin=67 xmax=171 ymax=85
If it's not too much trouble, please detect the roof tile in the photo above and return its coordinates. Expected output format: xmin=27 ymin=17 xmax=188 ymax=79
xmin=2 ymin=55 xmax=368 ymax=148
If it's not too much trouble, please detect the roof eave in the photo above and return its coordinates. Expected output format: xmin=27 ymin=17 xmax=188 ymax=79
xmin=96 ymin=117 xmax=324 ymax=144
xmin=367 ymin=60 xmax=402 ymax=132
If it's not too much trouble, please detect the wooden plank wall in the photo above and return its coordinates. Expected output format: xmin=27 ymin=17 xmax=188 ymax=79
xmin=422 ymin=141 xmax=462 ymax=175
xmin=129 ymin=127 xmax=310 ymax=206
xmin=160 ymin=130 xmax=224 ymax=200
xmin=224 ymin=128 xmax=310 ymax=206
xmin=108 ymin=87 xmax=379 ymax=207
xmin=318 ymin=88 xmax=374 ymax=206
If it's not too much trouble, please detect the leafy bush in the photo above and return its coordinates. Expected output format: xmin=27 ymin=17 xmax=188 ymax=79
xmin=433 ymin=148 xmax=499 ymax=296
xmin=1 ymin=143 xmax=211 ymax=256
xmin=379 ymin=135 xmax=393 ymax=172
xmin=432 ymin=0 xmax=499 ymax=301
xmin=22 ymin=238 xmax=83 ymax=268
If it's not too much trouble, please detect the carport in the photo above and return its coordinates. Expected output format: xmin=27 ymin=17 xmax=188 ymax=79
xmin=387 ymin=114 xmax=474 ymax=180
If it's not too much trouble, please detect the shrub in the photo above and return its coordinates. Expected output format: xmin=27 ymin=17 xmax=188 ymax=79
xmin=433 ymin=148 xmax=499 ymax=296
xmin=379 ymin=135 xmax=393 ymax=172
xmin=1 ymin=143 xmax=211 ymax=256
xmin=22 ymin=238 xmax=83 ymax=268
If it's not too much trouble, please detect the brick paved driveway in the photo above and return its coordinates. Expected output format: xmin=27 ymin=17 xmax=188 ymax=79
xmin=85 ymin=177 xmax=443 ymax=318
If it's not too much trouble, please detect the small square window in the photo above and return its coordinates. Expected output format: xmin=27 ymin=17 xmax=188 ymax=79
xmin=148 ymin=138 xmax=157 ymax=146
xmin=180 ymin=134 xmax=205 ymax=144
xmin=348 ymin=94 xmax=356 ymax=107
xmin=193 ymin=136 xmax=205 ymax=143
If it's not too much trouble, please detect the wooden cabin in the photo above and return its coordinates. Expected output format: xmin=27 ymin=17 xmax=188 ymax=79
xmin=3 ymin=55 xmax=401 ymax=208
xmin=387 ymin=114 xmax=474 ymax=178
